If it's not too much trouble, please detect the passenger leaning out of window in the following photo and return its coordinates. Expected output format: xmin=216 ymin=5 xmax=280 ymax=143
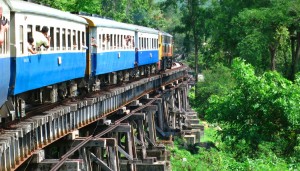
xmin=35 ymin=26 xmax=51 ymax=49
xmin=28 ymin=36 xmax=37 ymax=54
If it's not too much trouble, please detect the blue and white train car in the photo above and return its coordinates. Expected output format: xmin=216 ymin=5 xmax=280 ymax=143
xmin=9 ymin=0 xmax=87 ymax=95
xmin=81 ymin=15 xmax=137 ymax=77
xmin=0 ymin=0 xmax=10 ymax=109
xmin=135 ymin=25 xmax=159 ymax=67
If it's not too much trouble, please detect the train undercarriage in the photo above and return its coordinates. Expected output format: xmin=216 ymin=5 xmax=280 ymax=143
xmin=0 ymin=63 xmax=158 ymax=126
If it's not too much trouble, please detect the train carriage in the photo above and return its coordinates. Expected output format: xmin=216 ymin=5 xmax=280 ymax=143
xmin=9 ymin=0 xmax=88 ymax=95
xmin=81 ymin=15 xmax=137 ymax=77
xmin=0 ymin=0 xmax=10 ymax=110
xmin=135 ymin=26 xmax=159 ymax=67
xmin=159 ymin=32 xmax=173 ymax=71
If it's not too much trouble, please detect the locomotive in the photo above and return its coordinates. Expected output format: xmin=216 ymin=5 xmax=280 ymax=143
xmin=0 ymin=0 xmax=173 ymax=124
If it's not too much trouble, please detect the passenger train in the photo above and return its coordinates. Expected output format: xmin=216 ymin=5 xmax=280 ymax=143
xmin=0 ymin=0 xmax=173 ymax=124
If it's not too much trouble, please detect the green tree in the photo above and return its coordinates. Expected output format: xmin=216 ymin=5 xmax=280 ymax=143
xmin=190 ymin=63 xmax=235 ymax=118
xmin=206 ymin=58 xmax=300 ymax=156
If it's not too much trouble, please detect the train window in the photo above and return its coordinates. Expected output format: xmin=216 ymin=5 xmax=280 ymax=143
xmin=82 ymin=31 xmax=85 ymax=48
xmin=165 ymin=44 xmax=167 ymax=53
xmin=62 ymin=29 xmax=66 ymax=50
xmin=36 ymin=25 xmax=40 ymax=32
xmin=98 ymin=34 xmax=101 ymax=49
xmin=66 ymin=29 xmax=71 ymax=50
xmin=50 ymin=27 xmax=54 ymax=51
xmin=20 ymin=25 xmax=24 ymax=54
xmin=77 ymin=31 xmax=81 ymax=50
xmin=121 ymin=35 xmax=123 ymax=49
xmin=0 ymin=23 xmax=8 ymax=54
xmin=67 ymin=29 xmax=71 ymax=50
xmin=73 ymin=30 xmax=76 ymax=50
xmin=102 ymin=34 xmax=105 ymax=50
xmin=117 ymin=35 xmax=120 ymax=49
xmin=132 ymin=36 xmax=135 ymax=48
xmin=109 ymin=34 xmax=113 ymax=50
xmin=139 ymin=37 xmax=141 ymax=49
xmin=113 ymin=34 xmax=116 ymax=48
xmin=147 ymin=38 xmax=149 ymax=49
xmin=27 ymin=25 xmax=33 ymax=40
xmin=56 ymin=28 xmax=60 ymax=50
xmin=153 ymin=39 xmax=155 ymax=49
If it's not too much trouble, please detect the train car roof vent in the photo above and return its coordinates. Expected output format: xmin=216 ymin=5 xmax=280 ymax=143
xmin=72 ymin=11 xmax=92 ymax=16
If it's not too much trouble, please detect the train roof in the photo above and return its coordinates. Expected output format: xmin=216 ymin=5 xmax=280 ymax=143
xmin=7 ymin=0 xmax=87 ymax=24
xmin=161 ymin=31 xmax=173 ymax=38
xmin=81 ymin=15 xmax=159 ymax=34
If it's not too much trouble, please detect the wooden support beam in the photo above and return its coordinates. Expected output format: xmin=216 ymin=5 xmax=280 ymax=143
xmin=89 ymin=152 xmax=114 ymax=171
xmin=141 ymin=105 xmax=158 ymax=112
xmin=112 ymin=124 xmax=131 ymax=133
xmin=127 ymin=113 xmax=145 ymax=120
xmin=117 ymin=145 xmax=133 ymax=161
xmin=69 ymin=138 xmax=106 ymax=148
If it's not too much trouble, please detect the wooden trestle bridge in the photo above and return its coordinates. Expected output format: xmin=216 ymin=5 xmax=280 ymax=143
xmin=0 ymin=65 xmax=203 ymax=171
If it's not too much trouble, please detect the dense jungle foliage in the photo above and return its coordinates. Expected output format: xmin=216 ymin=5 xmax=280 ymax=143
xmin=33 ymin=0 xmax=300 ymax=170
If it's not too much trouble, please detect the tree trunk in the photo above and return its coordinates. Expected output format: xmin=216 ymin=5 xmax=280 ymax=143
xmin=194 ymin=28 xmax=198 ymax=83
xmin=290 ymin=32 xmax=300 ymax=81
xmin=269 ymin=45 xmax=276 ymax=71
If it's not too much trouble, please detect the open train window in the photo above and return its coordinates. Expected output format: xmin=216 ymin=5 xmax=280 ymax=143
xmin=102 ymin=34 xmax=106 ymax=50
xmin=117 ymin=34 xmax=120 ymax=48
xmin=62 ymin=29 xmax=66 ymax=50
xmin=121 ymin=35 xmax=123 ymax=49
xmin=27 ymin=25 xmax=32 ymax=40
xmin=0 ymin=24 xmax=8 ymax=54
xmin=50 ymin=27 xmax=54 ymax=51
xmin=20 ymin=25 xmax=24 ymax=54
xmin=146 ymin=38 xmax=149 ymax=49
xmin=77 ymin=31 xmax=81 ymax=50
xmin=36 ymin=25 xmax=40 ymax=32
xmin=67 ymin=29 xmax=71 ymax=50
xmin=56 ymin=28 xmax=60 ymax=50
xmin=98 ymin=34 xmax=101 ymax=49
xmin=139 ymin=37 xmax=141 ymax=49
xmin=82 ymin=31 xmax=85 ymax=48
xmin=72 ymin=30 xmax=76 ymax=50
xmin=27 ymin=25 xmax=32 ymax=54
xmin=132 ymin=36 xmax=135 ymax=48
xmin=110 ymin=34 xmax=113 ymax=50
xmin=113 ymin=34 xmax=116 ymax=48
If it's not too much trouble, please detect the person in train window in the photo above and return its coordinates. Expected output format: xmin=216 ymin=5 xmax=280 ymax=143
xmin=35 ymin=26 xmax=51 ymax=48
xmin=0 ymin=6 xmax=9 ymax=46
xmin=125 ymin=35 xmax=131 ymax=47
xmin=28 ymin=36 xmax=37 ymax=54
xmin=91 ymin=37 xmax=97 ymax=47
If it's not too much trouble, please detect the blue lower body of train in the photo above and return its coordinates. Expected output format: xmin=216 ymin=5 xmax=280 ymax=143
xmin=92 ymin=50 xmax=135 ymax=76
xmin=136 ymin=50 xmax=159 ymax=66
xmin=12 ymin=52 xmax=86 ymax=95
xmin=0 ymin=57 xmax=10 ymax=107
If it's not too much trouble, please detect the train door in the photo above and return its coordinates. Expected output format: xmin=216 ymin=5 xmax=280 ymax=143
xmin=134 ymin=31 xmax=139 ymax=66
